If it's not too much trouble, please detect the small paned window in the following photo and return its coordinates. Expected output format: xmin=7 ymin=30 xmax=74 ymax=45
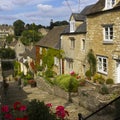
xmin=70 ymin=37 xmax=75 ymax=49
xmin=103 ymin=25 xmax=113 ymax=42
xmin=97 ymin=56 xmax=108 ymax=74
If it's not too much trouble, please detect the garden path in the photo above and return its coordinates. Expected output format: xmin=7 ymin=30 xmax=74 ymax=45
xmin=1 ymin=80 xmax=90 ymax=120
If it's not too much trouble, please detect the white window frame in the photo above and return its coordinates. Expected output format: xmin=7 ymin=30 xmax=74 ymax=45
xmin=97 ymin=56 xmax=108 ymax=74
xmin=103 ymin=25 xmax=113 ymax=42
xmin=105 ymin=0 xmax=116 ymax=9
xmin=70 ymin=20 xmax=75 ymax=32
xmin=54 ymin=57 xmax=59 ymax=66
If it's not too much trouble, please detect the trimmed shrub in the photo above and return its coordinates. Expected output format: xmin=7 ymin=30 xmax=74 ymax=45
xmin=99 ymin=84 xmax=109 ymax=95
xmin=93 ymin=74 xmax=105 ymax=84
xmin=54 ymin=74 xmax=79 ymax=92
xmin=106 ymin=78 xmax=114 ymax=84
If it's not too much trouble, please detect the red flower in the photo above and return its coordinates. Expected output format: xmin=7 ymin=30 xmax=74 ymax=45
xmin=1 ymin=105 xmax=9 ymax=112
xmin=14 ymin=102 xmax=21 ymax=111
xmin=15 ymin=116 xmax=28 ymax=120
xmin=46 ymin=103 xmax=52 ymax=108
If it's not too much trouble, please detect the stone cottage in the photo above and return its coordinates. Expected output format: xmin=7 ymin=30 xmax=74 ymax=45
xmin=60 ymin=5 xmax=93 ymax=77
xmin=86 ymin=0 xmax=120 ymax=83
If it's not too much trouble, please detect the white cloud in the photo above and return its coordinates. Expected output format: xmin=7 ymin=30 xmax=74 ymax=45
xmin=0 ymin=0 xmax=15 ymax=10
xmin=0 ymin=0 xmax=98 ymax=25
xmin=37 ymin=4 xmax=53 ymax=11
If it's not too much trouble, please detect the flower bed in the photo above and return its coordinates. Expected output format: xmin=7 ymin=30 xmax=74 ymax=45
xmin=1 ymin=100 xmax=69 ymax=120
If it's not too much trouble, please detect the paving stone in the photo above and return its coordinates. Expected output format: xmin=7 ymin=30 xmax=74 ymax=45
xmin=2 ymin=81 xmax=90 ymax=120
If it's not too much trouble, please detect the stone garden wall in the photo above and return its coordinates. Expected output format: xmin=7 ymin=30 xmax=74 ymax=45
xmin=36 ymin=77 xmax=120 ymax=112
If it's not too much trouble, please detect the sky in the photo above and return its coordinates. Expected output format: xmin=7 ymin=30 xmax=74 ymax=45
xmin=0 ymin=0 xmax=98 ymax=26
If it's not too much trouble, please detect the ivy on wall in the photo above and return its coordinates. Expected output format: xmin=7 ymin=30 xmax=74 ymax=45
xmin=42 ymin=48 xmax=64 ymax=69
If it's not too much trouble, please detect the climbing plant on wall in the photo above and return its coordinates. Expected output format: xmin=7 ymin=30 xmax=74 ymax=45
xmin=42 ymin=48 xmax=64 ymax=69
xmin=87 ymin=49 xmax=96 ymax=77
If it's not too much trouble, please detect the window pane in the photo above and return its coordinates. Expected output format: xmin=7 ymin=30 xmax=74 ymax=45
xmin=98 ymin=58 xmax=102 ymax=70
xmin=110 ymin=27 xmax=113 ymax=39
xmin=103 ymin=58 xmax=107 ymax=72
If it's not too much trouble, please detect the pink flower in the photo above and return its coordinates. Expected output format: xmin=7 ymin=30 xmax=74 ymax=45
xmin=20 ymin=105 xmax=27 ymax=111
xmin=70 ymin=71 xmax=75 ymax=75
xmin=4 ymin=113 xmax=13 ymax=120
xmin=1 ymin=105 xmax=9 ymax=112
xmin=46 ymin=103 xmax=52 ymax=108
xmin=55 ymin=106 xmax=69 ymax=119
xmin=56 ymin=106 xmax=64 ymax=111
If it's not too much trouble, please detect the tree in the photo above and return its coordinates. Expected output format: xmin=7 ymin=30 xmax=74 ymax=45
xmin=0 ymin=48 xmax=16 ymax=71
xmin=20 ymin=30 xmax=42 ymax=46
xmin=13 ymin=19 xmax=25 ymax=36
xmin=0 ymin=48 xmax=16 ymax=59
xmin=49 ymin=20 xmax=69 ymax=29
xmin=6 ymin=35 xmax=15 ymax=44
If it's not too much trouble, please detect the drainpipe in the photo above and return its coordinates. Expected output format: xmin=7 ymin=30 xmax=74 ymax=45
xmin=59 ymin=36 xmax=62 ymax=75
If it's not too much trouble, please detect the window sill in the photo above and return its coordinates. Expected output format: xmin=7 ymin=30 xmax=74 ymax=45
xmin=97 ymin=71 xmax=108 ymax=75
xmin=103 ymin=41 xmax=113 ymax=44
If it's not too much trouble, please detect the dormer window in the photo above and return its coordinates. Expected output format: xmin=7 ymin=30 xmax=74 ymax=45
xmin=105 ymin=0 xmax=116 ymax=9
xmin=70 ymin=20 xmax=75 ymax=33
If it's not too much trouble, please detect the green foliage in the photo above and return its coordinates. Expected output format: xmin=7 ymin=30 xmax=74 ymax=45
xmin=23 ymin=79 xmax=28 ymax=86
xmin=87 ymin=49 xmax=96 ymax=76
xmin=0 ymin=48 xmax=15 ymax=71
xmin=14 ymin=61 xmax=20 ymax=76
xmin=54 ymin=74 xmax=79 ymax=92
xmin=24 ymin=72 xmax=34 ymax=80
xmin=2 ymin=61 xmax=14 ymax=71
xmin=106 ymin=78 xmax=114 ymax=84
xmin=18 ymin=72 xmax=24 ymax=78
xmin=0 ymin=48 xmax=16 ymax=59
xmin=42 ymin=48 xmax=64 ymax=69
xmin=13 ymin=19 xmax=25 ymax=36
xmin=27 ymin=99 xmax=57 ymax=120
xmin=37 ymin=65 xmax=44 ymax=71
xmin=6 ymin=35 xmax=15 ymax=44
xmin=20 ymin=30 xmax=42 ymax=46
xmin=93 ymin=74 xmax=105 ymax=84
xmin=99 ymin=84 xmax=109 ymax=95
xmin=49 ymin=20 xmax=69 ymax=29
xmin=85 ymin=70 xmax=91 ymax=79
xmin=44 ymin=69 xmax=56 ymax=78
